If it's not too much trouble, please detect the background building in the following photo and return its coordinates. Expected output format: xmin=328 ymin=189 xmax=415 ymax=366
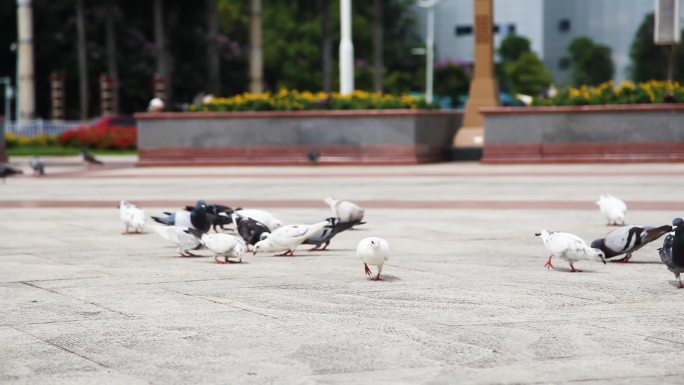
xmin=415 ymin=0 xmax=683 ymax=84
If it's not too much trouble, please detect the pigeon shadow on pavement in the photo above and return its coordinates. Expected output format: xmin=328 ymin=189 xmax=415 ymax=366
xmin=366 ymin=274 xmax=401 ymax=282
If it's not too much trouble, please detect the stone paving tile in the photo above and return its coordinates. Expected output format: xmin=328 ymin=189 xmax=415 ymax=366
xmin=2 ymin=163 xmax=684 ymax=384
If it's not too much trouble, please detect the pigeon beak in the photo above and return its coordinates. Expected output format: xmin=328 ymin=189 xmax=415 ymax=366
xmin=252 ymin=250 xmax=257 ymax=256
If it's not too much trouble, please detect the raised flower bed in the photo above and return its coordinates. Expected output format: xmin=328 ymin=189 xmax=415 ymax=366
xmin=135 ymin=90 xmax=461 ymax=166
xmin=481 ymin=81 xmax=684 ymax=163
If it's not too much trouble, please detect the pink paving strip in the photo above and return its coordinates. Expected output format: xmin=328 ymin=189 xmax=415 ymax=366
xmin=1 ymin=199 xmax=683 ymax=210
xmin=41 ymin=170 xmax=684 ymax=179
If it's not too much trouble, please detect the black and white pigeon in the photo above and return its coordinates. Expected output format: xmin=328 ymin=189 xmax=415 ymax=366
xmin=253 ymin=221 xmax=329 ymax=256
xmin=29 ymin=156 xmax=45 ymax=175
xmin=152 ymin=200 xmax=211 ymax=233
xmin=659 ymin=218 xmax=684 ymax=288
xmin=303 ymin=217 xmax=363 ymax=251
xmin=535 ymin=229 xmax=606 ymax=272
xmin=233 ymin=213 xmax=271 ymax=249
xmin=184 ymin=203 xmax=234 ymax=232
xmin=0 ymin=164 xmax=23 ymax=182
xmin=82 ymin=148 xmax=104 ymax=165
xmin=591 ymin=224 xmax=672 ymax=263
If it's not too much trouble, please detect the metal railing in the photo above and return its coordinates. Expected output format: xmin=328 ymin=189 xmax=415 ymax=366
xmin=4 ymin=120 xmax=87 ymax=137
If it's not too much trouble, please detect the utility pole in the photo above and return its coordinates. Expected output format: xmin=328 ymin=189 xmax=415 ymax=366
xmin=249 ymin=0 xmax=263 ymax=93
xmin=339 ymin=0 xmax=354 ymax=94
xmin=76 ymin=0 xmax=88 ymax=120
xmin=16 ymin=0 xmax=35 ymax=123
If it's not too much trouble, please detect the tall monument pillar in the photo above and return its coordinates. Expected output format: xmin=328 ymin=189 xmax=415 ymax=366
xmin=453 ymin=0 xmax=498 ymax=159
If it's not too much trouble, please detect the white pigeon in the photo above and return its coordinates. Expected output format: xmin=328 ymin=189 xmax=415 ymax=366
xmin=235 ymin=209 xmax=282 ymax=231
xmin=253 ymin=221 xmax=329 ymax=256
xmin=324 ymin=197 xmax=365 ymax=223
xmin=119 ymin=200 xmax=145 ymax=234
xmin=357 ymin=237 xmax=390 ymax=281
xmin=201 ymin=233 xmax=246 ymax=264
xmin=153 ymin=225 xmax=202 ymax=257
xmin=596 ymin=194 xmax=627 ymax=226
xmin=535 ymin=230 xmax=606 ymax=272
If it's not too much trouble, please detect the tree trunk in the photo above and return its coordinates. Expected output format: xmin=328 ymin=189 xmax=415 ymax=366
xmin=153 ymin=0 xmax=170 ymax=103
xmin=206 ymin=0 xmax=220 ymax=95
xmin=249 ymin=0 xmax=263 ymax=93
xmin=372 ymin=0 xmax=383 ymax=93
xmin=105 ymin=0 xmax=119 ymax=114
xmin=321 ymin=0 xmax=332 ymax=93
xmin=76 ymin=0 xmax=88 ymax=119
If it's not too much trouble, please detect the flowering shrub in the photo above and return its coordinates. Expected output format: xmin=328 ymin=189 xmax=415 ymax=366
xmin=57 ymin=124 xmax=136 ymax=150
xmin=4 ymin=133 xmax=58 ymax=148
xmin=533 ymin=80 xmax=684 ymax=106
xmin=190 ymin=89 xmax=436 ymax=112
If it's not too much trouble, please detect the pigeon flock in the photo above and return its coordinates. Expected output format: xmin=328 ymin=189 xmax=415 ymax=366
xmin=535 ymin=194 xmax=684 ymax=288
xmin=121 ymin=197 xmax=390 ymax=280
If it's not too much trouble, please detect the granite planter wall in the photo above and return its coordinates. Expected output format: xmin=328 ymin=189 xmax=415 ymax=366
xmin=481 ymin=104 xmax=684 ymax=163
xmin=134 ymin=110 xmax=461 ymax=166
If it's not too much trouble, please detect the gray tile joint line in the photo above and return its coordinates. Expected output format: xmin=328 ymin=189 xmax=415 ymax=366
xmin=21 ymin=282 xmax=134 ymax=319
xmin=577 ymin=321 xmax=684 ymax=347
xmin=9 ymin=325 xmax=111 ymax=369
xmin=159 ymin=286 xmax=279 ymax=320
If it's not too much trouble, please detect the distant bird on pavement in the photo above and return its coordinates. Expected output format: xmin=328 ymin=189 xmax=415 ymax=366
xmin=659 ymin=218 xmax=684 ymax=288
xmin=591 ymin=224 xmax=672 ymax=263
xmin=253 ymin=221 xmax=329 ymax=256
xmin=596 ymin=194 xmax=627 ymax=226
xmin=357 ymin=237 xmax=390 ymax=281
xmin=118 ymin=200 xmax=146 ymax=234
xmin=29 ymin=156 xmax=45 ymax=175
xmin=307 ymin=149 xmax=321 ymax=164
xmin=303 ymin=217 xmax=363 ymax=251
xmin=199 ymin=233 xmax=246 ymax=264
xmin=536 ymin=230 xmax=606 ymax=272
xmin=324 ymin=197 xmax=365 ymax=224
xmin=152 ymin=200 xmax=211 ymax=233
xmin=233 ymin=213 xmax=271 ymax=249
xmin=0 ymin=164 xmax=22 ymax=183
xmin=153 ymin=225 xmax=203 ymax=257
xmin=82 ymin=148 xmax=104 ymax=165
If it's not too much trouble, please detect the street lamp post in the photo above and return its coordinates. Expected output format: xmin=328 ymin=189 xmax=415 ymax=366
xmin=339 ymin=0 xmax=354 ymax=95
xmin=417 ymin=0 xmax=440 ymax=104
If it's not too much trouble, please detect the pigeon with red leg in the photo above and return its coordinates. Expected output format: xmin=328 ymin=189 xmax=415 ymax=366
xmin=591 ymin=224 xmax=672 ymax=263
xmin=659 ymin=218 xmax=684 ymax=288
xmin=118 ymin=200 xmax=145 ymax=234
xmin=200 ymin=233 xmax=246 ymax=264
xmin=535 ymin=230 xmax=606 ymax=272
xmin=357 ymin=237 xmax=390 ymax=281
xmin=253 ymin=221 xmax=329 ymax=256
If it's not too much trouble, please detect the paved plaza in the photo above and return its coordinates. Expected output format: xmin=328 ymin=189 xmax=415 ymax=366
xmin=2 ymin=157 xmax=684 ymax=384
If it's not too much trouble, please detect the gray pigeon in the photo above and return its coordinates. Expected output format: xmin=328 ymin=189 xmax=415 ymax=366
xmin=29 ymin=156 xmax=45 ymax=175
xmin=591 ymin=224 xmax=672 ymax=263
xmin=303 ymin=217 xmax=364 ymax=251
xmin=0 ymin=164 xmax=23 ymax=183
xmin=659 ymin=218 xmax=684 ymax=288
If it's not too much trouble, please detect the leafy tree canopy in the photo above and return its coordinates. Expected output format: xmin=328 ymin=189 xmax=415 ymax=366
xmin=567 ymin=36 xmax=614 ymax=86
